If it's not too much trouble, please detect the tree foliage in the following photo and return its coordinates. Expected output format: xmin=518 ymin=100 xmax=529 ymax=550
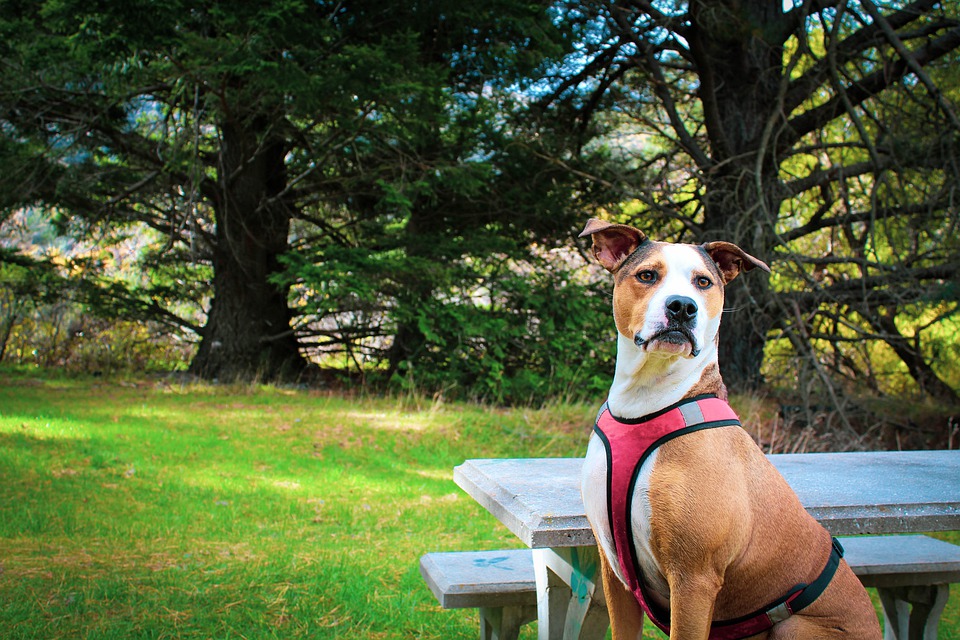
xmin=0 ymin=0 xmax=615 ymax=393
xmin=540 ymin=0 xmax=960 ymax=402
xmin=0 ymin=0 xmax=957 ymax=408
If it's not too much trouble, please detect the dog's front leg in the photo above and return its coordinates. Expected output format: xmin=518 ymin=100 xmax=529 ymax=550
xmin=597 ymin=549 xmax=646 ymax=640
xmin=665 ymin=569 xmax=724 ymax=640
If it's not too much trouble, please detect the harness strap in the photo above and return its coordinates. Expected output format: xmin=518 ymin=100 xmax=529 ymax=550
xmin=706 ymin=537 xmax=845 ymax=639
xmin=783 ymin=537 xmax=845 ymax=614
xmin=595 ymin=396 xmax=844 ymax=640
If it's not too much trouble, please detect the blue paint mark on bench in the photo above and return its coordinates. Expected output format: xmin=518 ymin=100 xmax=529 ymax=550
xmin=473 ymin=556 xmax=515 ymax=570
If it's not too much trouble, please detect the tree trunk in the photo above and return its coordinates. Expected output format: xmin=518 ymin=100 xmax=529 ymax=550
xmin=689 ymin=0 xmax=787 ymax=389
xmin=700 ymin=168 xmax=778 ymax=390
xmin=188 ymin=119 xmax=306 ymax=382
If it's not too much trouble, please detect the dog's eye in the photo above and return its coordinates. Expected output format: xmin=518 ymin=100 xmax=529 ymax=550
xmin=636 ymin=270 xmax=657 ymax=284
xmin=695 ymin=276 xmax=713 ymax=290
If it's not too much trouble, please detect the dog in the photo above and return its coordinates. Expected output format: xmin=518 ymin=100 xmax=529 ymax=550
xmin=578 ymin=218 xmax=880 ymax=640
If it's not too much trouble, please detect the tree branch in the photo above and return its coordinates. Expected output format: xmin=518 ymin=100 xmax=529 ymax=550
xmin=779 ymin=198 xmax=952 ymax=243
xmin=608 ymin=6 xmax=711 ymax=169
xmin=784 ymin=25 xmax=960 ymax=148
xmin=783 ymin=0 xmax=944 ymax=116
xmin=860 ymin=0 xmax=960 ymax=129
xmin=778 ymin=263 xmax=959 ymax=309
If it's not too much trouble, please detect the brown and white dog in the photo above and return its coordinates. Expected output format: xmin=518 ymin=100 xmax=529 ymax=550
xmin=579 ymin=218 xmax=880 ymax=640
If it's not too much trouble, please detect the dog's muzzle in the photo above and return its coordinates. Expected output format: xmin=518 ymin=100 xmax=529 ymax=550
xmin=635 ymin=295 xmax=702 ymax=357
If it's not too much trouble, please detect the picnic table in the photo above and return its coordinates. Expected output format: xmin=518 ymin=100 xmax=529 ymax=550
xmin=452 ymin=450 xmax=960 ymax=640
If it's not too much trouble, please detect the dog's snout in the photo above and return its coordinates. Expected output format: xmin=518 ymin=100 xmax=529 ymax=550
xmin=665 ymin=296 xmax=698 ymax=323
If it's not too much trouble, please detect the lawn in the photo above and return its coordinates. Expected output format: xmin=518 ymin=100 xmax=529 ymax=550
xmin=0 ymin=367 xmax=956 ymax=639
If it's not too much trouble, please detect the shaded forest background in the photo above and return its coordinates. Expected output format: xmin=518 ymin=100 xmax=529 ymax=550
xmin=0 ymin=0 xmax=958 ymax=443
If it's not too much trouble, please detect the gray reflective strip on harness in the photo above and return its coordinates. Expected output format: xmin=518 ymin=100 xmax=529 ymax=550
xmin=678 ymin=401 xmax=706 ymax=426
xmin=767 ymin=602 xmax=793 ymax=624
xmin=595 ymin=401 xmax=609 ymax=425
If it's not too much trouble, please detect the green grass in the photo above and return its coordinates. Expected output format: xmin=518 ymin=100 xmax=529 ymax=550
xmin=0 ymin=367 xmax=956 ymax=639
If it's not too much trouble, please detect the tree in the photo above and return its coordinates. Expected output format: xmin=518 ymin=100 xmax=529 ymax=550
xmin=0 ymin=0 xmax=577 ymax=383
xmin=273 ymin=55 xmax=623 ymax=399
xmin=542 ymin=0 xmax=960 ymax=399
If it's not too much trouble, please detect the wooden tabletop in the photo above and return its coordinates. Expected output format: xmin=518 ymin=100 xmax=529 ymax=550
xmin=454 ymin=451 xmax=960 ymax=548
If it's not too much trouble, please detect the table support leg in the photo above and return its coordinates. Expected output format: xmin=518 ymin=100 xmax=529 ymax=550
xmin=877 ymin=584 xmax=949 ymax=640
xmin=532 ymin=546 xmax=609 ymax=640
xmin=480 ymin=604 xmax=538 ymax=640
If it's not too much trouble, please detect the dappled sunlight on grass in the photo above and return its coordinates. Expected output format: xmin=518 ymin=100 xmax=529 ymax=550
xmin=336 ymin=409 xmax=444 ymax=432
xmin=0 ymin=413 xmax=92 ymax=442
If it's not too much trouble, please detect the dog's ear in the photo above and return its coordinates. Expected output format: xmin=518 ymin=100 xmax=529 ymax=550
xmin=702 ymin=241 xmax=771 ymax=284
xmin=579 ymin=218 xmax=646 ymax=272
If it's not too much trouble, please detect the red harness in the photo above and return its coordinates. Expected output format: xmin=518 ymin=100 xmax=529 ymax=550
xmin=593 ymin=395 xmax=844 ymax=640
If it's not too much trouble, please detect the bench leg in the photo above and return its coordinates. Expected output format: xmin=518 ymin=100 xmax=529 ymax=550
xmin=480 ymin=605 xmax=538 ymax=640
xmin=533 ymin=547 xmax=609 ymax=640
xmin=877 ymin=585 xmax=949 ymax=640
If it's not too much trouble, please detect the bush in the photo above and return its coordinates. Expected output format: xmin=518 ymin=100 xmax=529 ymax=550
xmin=2 ymin=306 xmax=193 ymax=374
xmin=388 ymin=267 xmax=615 ymax=404
xmin=281 ymin=243 xmax=616 ymax=405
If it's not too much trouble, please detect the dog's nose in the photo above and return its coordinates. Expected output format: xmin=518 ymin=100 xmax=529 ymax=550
xmin=665 ymin=296 xmax=698 ymax=323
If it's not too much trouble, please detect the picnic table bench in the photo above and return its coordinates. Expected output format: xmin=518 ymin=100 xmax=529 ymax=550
xmin=422 ymin=451 xmax=960 ymax=640
xmin=421 ymin=535 xmax=960 ymax=640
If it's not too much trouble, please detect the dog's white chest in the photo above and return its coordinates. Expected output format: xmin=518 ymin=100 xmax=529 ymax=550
xmin=581 ymin=433 xmax=670 ymax=596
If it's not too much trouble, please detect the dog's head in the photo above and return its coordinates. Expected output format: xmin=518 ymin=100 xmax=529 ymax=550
xmin=580 ymin=218 xmax=770 ymax=360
